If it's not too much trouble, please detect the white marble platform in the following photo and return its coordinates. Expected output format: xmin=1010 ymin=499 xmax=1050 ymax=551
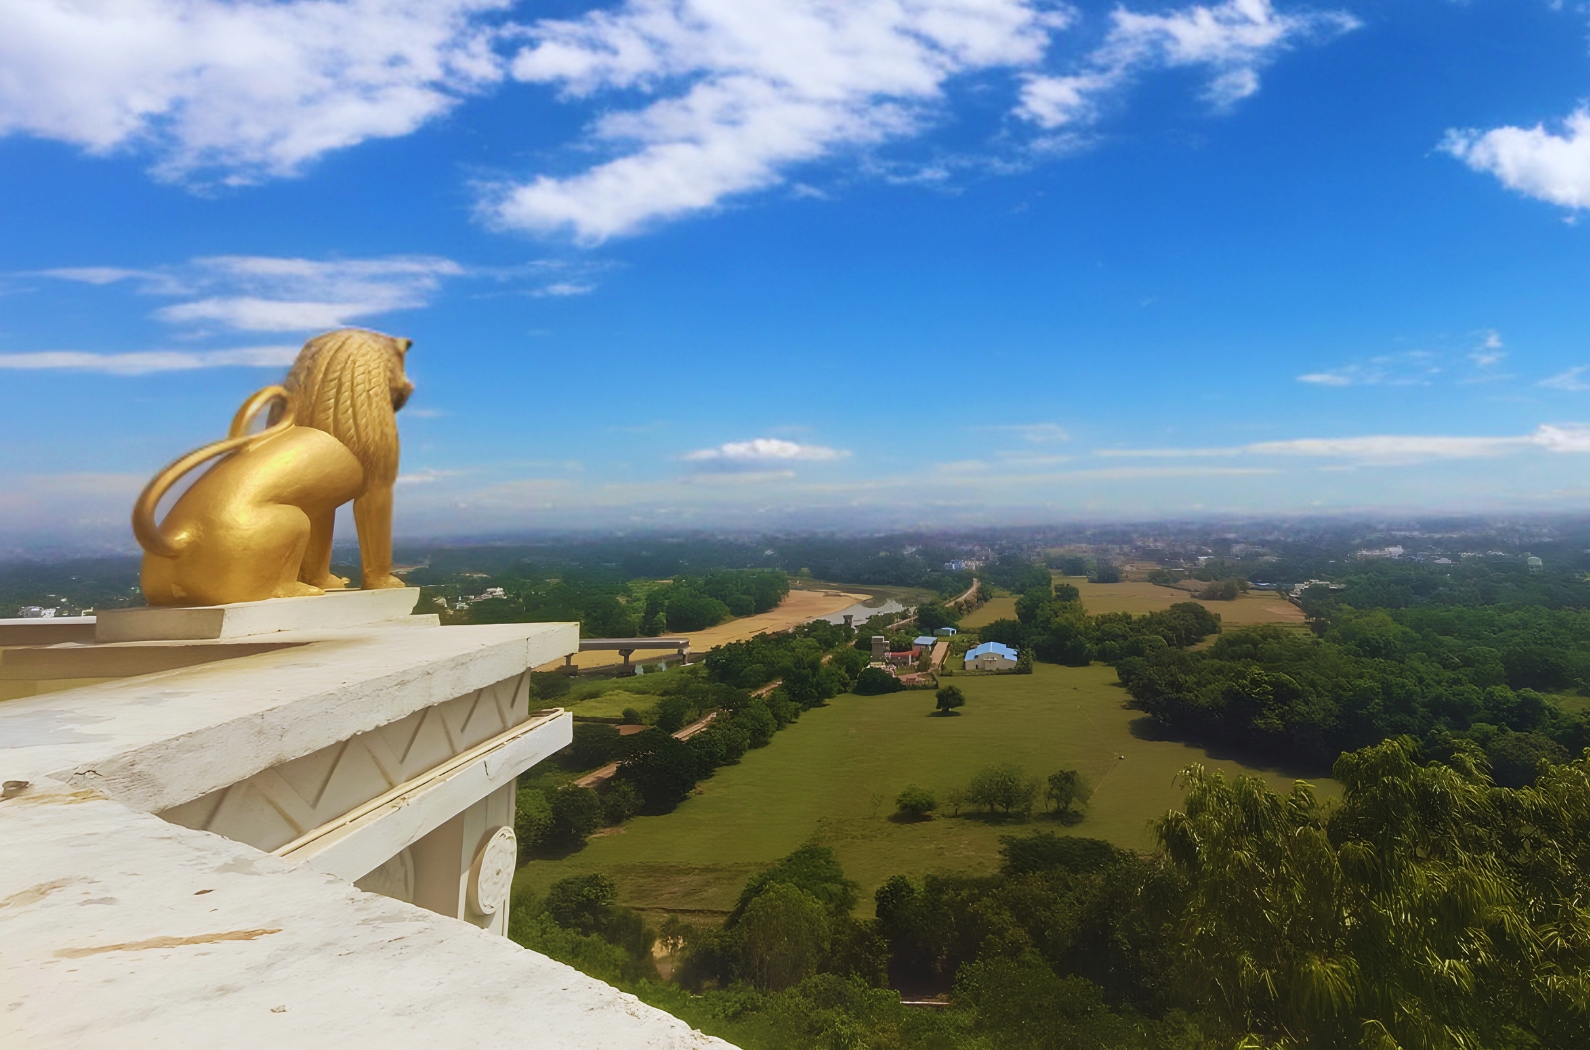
xmin=95 ymin=587 xmax=424 ymax=642
xmin=0 ymin=777 xmax=734 ymax=1050
xmin=0 ymin=609 xmax=742 ymax=1048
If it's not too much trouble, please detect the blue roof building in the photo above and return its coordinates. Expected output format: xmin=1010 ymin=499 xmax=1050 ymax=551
xmin=913 ymin=635 xmax=936 ymax=647
xmin=964 ymin=641 xmax=1019 ymax=669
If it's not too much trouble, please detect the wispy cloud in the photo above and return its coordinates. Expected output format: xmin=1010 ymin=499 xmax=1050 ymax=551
xmin=1099 ymin=426 xmax=1590 ymax=466
xmin=1298 ymin=339 xmax=1525 ymax=388
xmin=530 ymin=281 xmax=596 ymax=298
xmin=1540 ymin=366 xmax=1590 ymax=392
xmin=1018 ymin=0 xmax=1358 ymax=132
xmin=397 ymin=469 xmax=466 ymax=485
xmin=1444 ymin=108 xmax=1590 ymax=211
xmin=13 ymin=253 xmax=605 ymax=372
xmin=0 ymin=345 xmax=298 ymax=375
xmin=1470 ymin=330 xmax=1507 ymax=368
xmin=1296 ymin=351 xmax=1442 ymax=387
xmin=35 ymin=254 xmax=465 ymax=334
xmin=155 ymin=255 xmax=464 ymax=332
xmin=972 ymin=422 xmax=1071 ymax=444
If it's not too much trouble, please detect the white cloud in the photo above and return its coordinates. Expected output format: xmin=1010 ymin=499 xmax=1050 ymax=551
xmin=0 ymin=345 xmax=297 ymax=375
xmin=1540 ymin=366 xmax=1590 ymax=392
xmin=1531 ymin=424 xmax=1590 ymax=453
xmin=38 ymin=254 xmax=464 ymax=333
xmin=1098 ymin=425 xmax=1590 ymax=466
xmin=0 ymin=0 xmax=508 ymax=183
xmin=684 ymin=437 xmax=846 ymax=464
xmin=486 ymin=0 xmax=1066 ymax=241
xmin=1246 ymin=435 xmax=1528 ymax=462
xmin=1470 ymin=330 xmax=1506 ymax=368
xmin=397 ymin=469 xmax=465 ymax=485
xmin=1444 ymin=108 xmax=1590 ymax=211
xmin=1018 ymin=0 xmax=1357 ymax=131
xmin=1294 ymin=351 xmax=1443 ymax=387
xmin=531 ymin=281 xmax=596 ymax=297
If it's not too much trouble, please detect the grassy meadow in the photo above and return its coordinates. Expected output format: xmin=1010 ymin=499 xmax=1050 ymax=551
xmin=1057 ymin=575 xmax=1307 ymax=628
xmin=516 ymin=661 xmax=1338 ymax=920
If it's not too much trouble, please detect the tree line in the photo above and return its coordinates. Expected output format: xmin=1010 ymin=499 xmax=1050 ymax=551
xmin=974 ymin=582 xmax=1222 ymax=667
xmin=1120 ymin=608 xmax=1590 ymax=779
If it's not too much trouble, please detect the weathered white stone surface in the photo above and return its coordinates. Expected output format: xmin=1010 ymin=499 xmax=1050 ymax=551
xmin=95 ymin=586 xmax=425 ymax=642
xmin=0 ymin=615 xmax=96 ymax=645
xmin=0 ymin=619 xmax=578 ymax=813
xmin=0 ymin=779 xmax=736 ymax=1050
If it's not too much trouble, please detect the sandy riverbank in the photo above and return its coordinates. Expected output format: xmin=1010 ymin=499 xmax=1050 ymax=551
xmin=533 ymin=587 xmax=872 ymax=672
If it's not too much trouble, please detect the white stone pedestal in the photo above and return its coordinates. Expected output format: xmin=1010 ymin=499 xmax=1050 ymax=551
xmin=95 ymin=587 xmax=424 ymax=642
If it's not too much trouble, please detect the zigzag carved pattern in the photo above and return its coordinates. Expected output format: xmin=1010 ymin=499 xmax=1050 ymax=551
xmin=159 ymin=671 xmax=531 ymax=853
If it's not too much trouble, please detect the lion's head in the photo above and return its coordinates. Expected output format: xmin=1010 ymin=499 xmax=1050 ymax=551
xmin=272 ymin=328 xmax=413 ymax=488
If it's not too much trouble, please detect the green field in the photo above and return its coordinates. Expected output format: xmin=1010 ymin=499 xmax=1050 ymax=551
xmin=958 ymin=596 xmax=1015 ymax=628
xmin=516 ymin=662 xmax=1338 ymax=919
xmin=1056 ymin=575 xmax=1307 ymax=628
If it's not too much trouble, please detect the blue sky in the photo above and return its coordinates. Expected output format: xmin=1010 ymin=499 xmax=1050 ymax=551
xmin=3 ymin=0 xmax=1590 ymax=549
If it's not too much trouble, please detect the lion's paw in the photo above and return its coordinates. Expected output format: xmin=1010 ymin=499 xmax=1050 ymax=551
xmin=363 ymin=575 xmax=407 ymax=590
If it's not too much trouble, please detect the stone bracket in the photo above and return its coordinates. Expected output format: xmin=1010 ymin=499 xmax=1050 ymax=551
xmin=277 ymin=708 xmax=572 ymax=883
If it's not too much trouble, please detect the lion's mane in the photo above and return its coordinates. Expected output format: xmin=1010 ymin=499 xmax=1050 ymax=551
xmin=271 ymin=328 xmax=411 ymax=489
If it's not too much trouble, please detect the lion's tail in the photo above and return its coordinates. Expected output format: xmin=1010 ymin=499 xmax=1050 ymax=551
xmin=132 ymin=386 xmax=295 ymax=559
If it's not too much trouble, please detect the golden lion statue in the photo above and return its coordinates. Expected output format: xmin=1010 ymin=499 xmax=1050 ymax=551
xmin=133 ymin=328 xmax=414 ymax=606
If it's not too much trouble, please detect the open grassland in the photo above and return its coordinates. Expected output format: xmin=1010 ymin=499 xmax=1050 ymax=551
xmin=1056 ymin=574 xmax=1306 ymax=628
xmin=516 ymin=662 xmax=1337 ymax=919
xmin=958 ymin=596 xmax=1016 ymax=628
xmin=958 ymin=580 xmax=1302 ymax=633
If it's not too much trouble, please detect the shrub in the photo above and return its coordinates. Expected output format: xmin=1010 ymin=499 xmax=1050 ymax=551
xmin=514 ymin=785 xmax=553 ymax=852
xmin=615 ymin=729 xmax=700 ymax=812
xmin=734 ymin=701 xmax=778 ymax=747
xmin=546 ymin=785 xmax=604 ymax=846
xmin=545 ymin=873 xmax=619 ymax=934
xmin=853 ymin=667 xmax=901 ymax=695
xmin=601 ymin=779 xmax=641 ymax=824
xmin=620 ymin=707 xmax=644 ymax=725
xmin=568 ymin=722 xmax=623 ymax=769
xmin=895 ymin=785 xmax=937 ymax=819
xmin=530 ymin=671 xmax=572 ymax=702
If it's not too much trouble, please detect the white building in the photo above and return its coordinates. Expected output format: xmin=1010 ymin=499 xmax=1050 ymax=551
xmin=965 ymin=641 xmax=1018 ymax=671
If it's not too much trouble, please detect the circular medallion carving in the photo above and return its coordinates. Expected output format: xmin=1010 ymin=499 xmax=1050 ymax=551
xmin=467 ymin=825 xmax=517 ymax=916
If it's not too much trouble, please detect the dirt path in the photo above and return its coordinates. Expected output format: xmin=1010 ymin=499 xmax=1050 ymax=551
xmin=536 ymin=587 xmax=871 ymax=672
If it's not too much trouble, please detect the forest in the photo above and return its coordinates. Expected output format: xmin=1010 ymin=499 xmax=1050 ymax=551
xmin=1119 ymin=599 xmax=1590 ymax=781
xmin=513 ymin=737 xmax=1590 ymax=1050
